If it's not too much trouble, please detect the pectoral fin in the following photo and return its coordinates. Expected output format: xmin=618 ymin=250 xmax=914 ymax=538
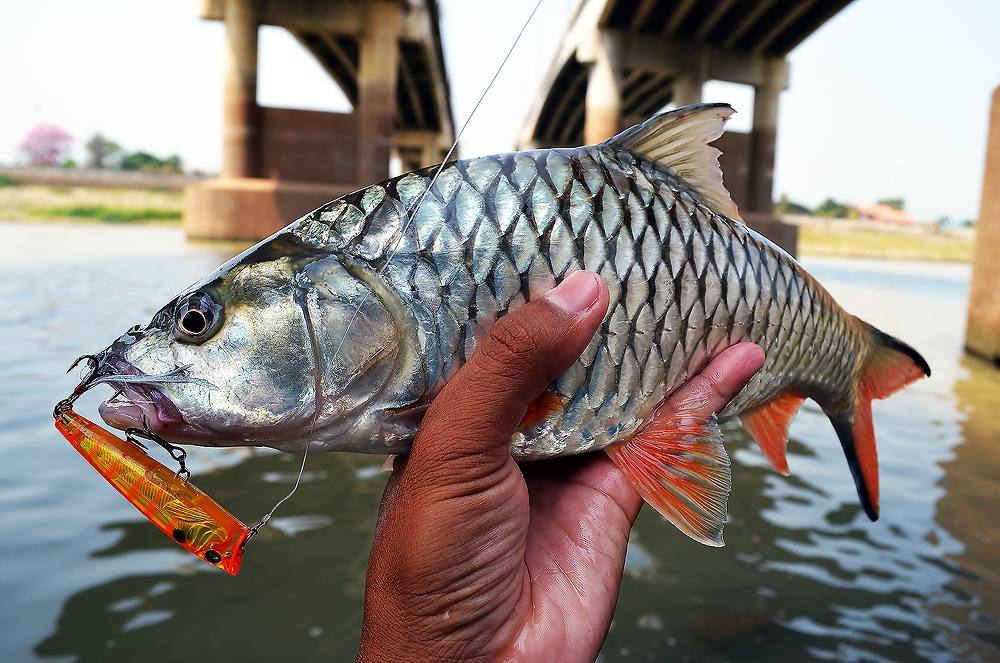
xmin=604 ymin=402 xmax=731 ymax=547
xmin=518 ymin=392 xmax=566 ymax=429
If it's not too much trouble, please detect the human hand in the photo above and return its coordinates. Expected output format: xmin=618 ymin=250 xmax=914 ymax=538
xmin=358 ymin=270 xmax=765 ymax=662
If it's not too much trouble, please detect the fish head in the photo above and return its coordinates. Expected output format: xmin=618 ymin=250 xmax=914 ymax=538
xmin=97 ymin=235 xmax=410 ymax=451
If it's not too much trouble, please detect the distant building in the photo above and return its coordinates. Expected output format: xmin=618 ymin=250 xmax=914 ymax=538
xmin=856 ymin=202 xmax=920 ymax=226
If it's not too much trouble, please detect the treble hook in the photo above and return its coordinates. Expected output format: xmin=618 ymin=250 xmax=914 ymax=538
xmin=54 ymin=354 xmax=105 ymax=418
xmin=124 ymin=409 xmax=190 ymax=479
xmin=125 ymin=427 xmax=191 ymax=481
xmin=66 ymin=353 xmax=99 ymax=375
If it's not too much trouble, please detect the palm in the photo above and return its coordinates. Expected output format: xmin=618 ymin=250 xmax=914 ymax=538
xmin=507 ymin=455 xmax=642 ymax=661
xmin=359 ymin=268 xmax=763 ymax=663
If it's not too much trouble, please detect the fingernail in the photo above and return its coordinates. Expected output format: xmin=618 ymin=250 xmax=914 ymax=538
xmin=546 ymin=271 xmax=600 ymax=314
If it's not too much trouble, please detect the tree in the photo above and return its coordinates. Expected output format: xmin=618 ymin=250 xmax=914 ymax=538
xmin=813 ymin=197 xmax=851 ymax=219
xmin=877 ymin=197 xmax=905 ymax=210
xmin=20 ymin=124 xmax=73 ymax=167
xmin=85 ymin=133 xmax=122 ymax=169
xmin=774 ymin=193 xmax=811 ymax=216
xmin=162 ymin=154 xmax=183 ymax=174
xmin=119 ymin=150 xmax=184 ymax=173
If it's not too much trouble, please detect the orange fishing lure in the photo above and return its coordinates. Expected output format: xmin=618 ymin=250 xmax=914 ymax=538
xmin=54 ymin=410 xmax=251 ymax=575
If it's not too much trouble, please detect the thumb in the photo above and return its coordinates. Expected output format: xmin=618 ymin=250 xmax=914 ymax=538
xmin=405 ymin=270 xmax=610 ymax=479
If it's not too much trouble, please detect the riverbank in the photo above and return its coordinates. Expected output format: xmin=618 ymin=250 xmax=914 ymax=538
xmin=791 ymin=216 xmax=974 ymax=262
xmin=0 ymin=183 xmax=977 ymax=261
xmin=0 ymin=183 xmax=182 ymax=224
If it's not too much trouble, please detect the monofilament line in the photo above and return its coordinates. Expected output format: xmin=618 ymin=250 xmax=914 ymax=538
xmin=248 ymin=437 xmax=311 ymax=536
xmin=329 ymin=0 xmax=545 ymax=363
xmin=248 ymin=0 xmax=544 ymax=539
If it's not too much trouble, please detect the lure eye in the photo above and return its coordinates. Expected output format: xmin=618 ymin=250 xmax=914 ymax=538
xmin=205 ymin=550 xmax=222 ymax=564
xmin=174 ymin=292 xmax=223 ymax=343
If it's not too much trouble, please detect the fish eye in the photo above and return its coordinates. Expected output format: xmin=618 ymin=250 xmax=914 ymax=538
xmin=180 ymin=309 xmax=207 ymax=335
xmin=174 ymin=292 xmax=223 ymax=343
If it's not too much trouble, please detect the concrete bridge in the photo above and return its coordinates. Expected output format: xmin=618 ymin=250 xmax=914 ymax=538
xmin=966 ymin=86 xmax=1000 ymax=365
xmin=185 ymin=0 xmax=454 ymax=240
xmin=519 ymin=0 xmax=855 ymax=254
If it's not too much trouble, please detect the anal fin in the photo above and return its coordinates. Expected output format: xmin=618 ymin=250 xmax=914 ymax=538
xmin=740 ymin=392 xmax=806 ymax=476
xmin=518 ymin=392 xmax=565 ymax=429
xmin=605 ymin=404 xmax=731 ymax=547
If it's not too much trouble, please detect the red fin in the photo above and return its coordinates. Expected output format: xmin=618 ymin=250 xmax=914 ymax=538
xmin=518 ymin=392 xmax=565 ymax=429
xmin=605 ymin=405 xmax=731 ymax=547
xmin=848 ymin=397 xmax=879 ymax=519
xmin=740 ymin=392 xmax=805 ymax=476
xmin=860 ymin=343 xmax=929 ymax=400
xmin=830 ymin=323 xmax=930 ymax=521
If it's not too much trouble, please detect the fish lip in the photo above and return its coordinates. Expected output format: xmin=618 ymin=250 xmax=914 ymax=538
xmin=99 ymin=383 xmax=185 ymax=434
xmin=97 ymin=355 xmax=187 ymax=435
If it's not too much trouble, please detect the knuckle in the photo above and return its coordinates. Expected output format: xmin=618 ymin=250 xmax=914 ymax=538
xmin=481 ymin=315 xmax=545 ymax=369
xmin=672 ymin=373 xmax=723 ymax=413
xmin=701 ymin=368 xmax=729 ymax=398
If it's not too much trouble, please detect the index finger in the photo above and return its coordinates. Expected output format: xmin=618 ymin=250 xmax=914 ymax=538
xmin=663 ymin=343 xmax=765 ymax=417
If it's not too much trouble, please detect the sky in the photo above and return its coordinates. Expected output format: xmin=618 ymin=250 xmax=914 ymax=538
xmin=1 ymin=0 xmax=998 ymax=222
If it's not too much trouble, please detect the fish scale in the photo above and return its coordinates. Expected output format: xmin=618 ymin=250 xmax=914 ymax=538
xmin=292 ymin=140 xmax=860 ymax=459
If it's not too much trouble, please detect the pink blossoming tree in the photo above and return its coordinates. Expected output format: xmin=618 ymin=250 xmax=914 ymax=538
xmin=20 ymin=124 xmax=73 ymax=167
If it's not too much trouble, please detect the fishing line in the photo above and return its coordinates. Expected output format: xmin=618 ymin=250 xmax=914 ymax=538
xmin=330 ymin=0 xmax=545 ymax=362
xmin=246 ymin=436 xmax=311 ymax=539
xmin=245 ymin=0 xmax=544 ymax=541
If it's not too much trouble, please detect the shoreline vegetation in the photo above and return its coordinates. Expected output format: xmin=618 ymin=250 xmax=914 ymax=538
xmin=787 ymin=216 xmax=974 ymax=263
xmin=0 ymin=181 xmax=976 ymax=262
xmin=0 ymin=181 xmax=182 ymax=225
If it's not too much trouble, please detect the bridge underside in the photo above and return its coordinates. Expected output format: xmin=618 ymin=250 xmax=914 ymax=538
xmin=187 ymin=0 xmax=454 ymax=240
xmin=521 ymin=0 xmax=854 ymax=255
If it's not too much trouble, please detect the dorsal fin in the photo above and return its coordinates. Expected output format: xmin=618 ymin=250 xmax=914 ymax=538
xmin=604 ymin=103 xmax=741 ymax=220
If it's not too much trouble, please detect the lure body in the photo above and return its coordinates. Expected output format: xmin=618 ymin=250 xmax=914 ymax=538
xmin=55 ymin=410 xmax=250 ymax=575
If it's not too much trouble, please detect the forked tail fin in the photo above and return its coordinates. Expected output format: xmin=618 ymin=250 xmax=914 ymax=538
xmin=827 ymin=320 xmax=930 ymax=521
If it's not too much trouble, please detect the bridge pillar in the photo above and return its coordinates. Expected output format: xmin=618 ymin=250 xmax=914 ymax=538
xmin=420 ymin=136 xmax=442 ymax=168
xmin=584 ymin=37 xmax=623 ymax=145
xmin=357 ymin=0 xmax=400 ymax=185
xmin=748 ymin=79 xmax=780 ymax=215
xmin=966 ymin=85 xmax=1000 ymax=364
xmin=672 ymin=72 xmax=704 ymax=107
xmin=221 ymin=0 xmax=259 ymax=179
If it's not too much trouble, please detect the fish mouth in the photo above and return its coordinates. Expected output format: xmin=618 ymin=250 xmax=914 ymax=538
xmin=98 ymin=384 xmax=184 ymax=434
xmin=95 ymin=355 xmax=187 ymax=435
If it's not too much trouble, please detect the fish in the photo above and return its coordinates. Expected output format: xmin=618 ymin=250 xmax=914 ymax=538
xmin=54 ymin=409 xmax=250 ymax=575
xmin=82 ymin=103 xmax=929 ymax=546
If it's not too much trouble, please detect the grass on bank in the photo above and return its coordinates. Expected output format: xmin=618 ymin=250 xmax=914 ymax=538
xmin=795 ymin=220 xmax=974 ymax=263
xmin=0 ymin=184 xmax=182 ymax=225
xmin=30 ymin=204 xmax=181 ymax=223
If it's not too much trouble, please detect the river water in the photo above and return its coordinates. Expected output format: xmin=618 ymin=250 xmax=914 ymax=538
xmin=0 ymin=221 xmax=997 ymax=662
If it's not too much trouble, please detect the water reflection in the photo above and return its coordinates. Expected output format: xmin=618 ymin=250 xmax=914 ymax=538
xmin=933 ymin=354 xmax=1000 ymax=658
xmin=0 ymin=224 xmax=997 ymax=662
xmin=33 ymin=451 xmax=385 ymax=661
